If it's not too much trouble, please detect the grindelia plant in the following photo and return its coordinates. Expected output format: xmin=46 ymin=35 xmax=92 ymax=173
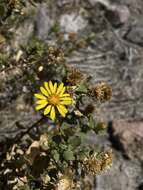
xmin=0 ymin=47 xmax=113 ymax=190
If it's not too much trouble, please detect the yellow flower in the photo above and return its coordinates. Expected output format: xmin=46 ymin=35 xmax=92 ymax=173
xmin=34 ymin=81 xmax=73 ymax=121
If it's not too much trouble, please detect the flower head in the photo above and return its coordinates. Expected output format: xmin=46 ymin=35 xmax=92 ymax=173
xmin=56 ymin=176 xmax=73 ymax=190
xmin=90 ymin=82 xmax=112 ymax=102
xmin=34 ymin=81 xmax=73 ymax=121
xmin=82 ymin=150 xmax=113 ymax=175
xmin=48 ymin=46 xmax=65 ymax=65
xmin=67 ymin=67 xmax=83 ymax=85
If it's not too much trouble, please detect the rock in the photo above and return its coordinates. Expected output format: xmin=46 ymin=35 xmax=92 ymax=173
xmin=36 ymin=3 xmax=54 ymax=40
xmin=95 ymin=150 xmax=143 ymax=190
xmin=124 ymin=25 xmax=143 ymax=46
xmin=59 ymin=13 xmax=88 ymax=33
xmin=89 ymin=0 xmax=130 ymax=27
xmin=12 ymin=21 xmax=34 ymax=49
xmin=89 ymin=0 xmax=110 ymax=6
xmin=57 ymin=0 xmax=75 ymax=7
xmin=105 ymin=5 xmax=130 ymax=27
xmin=93 ymin=121 xmax=143 ymax=190
xmin=110 ymin=120 xmax=143 ymax=161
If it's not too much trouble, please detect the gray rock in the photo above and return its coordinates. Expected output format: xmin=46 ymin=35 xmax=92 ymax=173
xmin=60 ymin=13 xmax=88 ymax=33
xmin=95 ymin=151 xmax=143 ymax=190
xmin=105 ymin=5 xmax=130 ymax=27
xmin=93 ymin=120 xmax=143 ymax=190
xmin=36 ymin=3 xmax=54 ymax=40
xmin=124 ymin=25 xmax=143 ymax=46
xmin=12 ymin=21 xmax=34 ymax=49
xmin=89 ymin=0 xmax=130 ymax=27
xmin=110 ymin=120 xmax=143 ymax=162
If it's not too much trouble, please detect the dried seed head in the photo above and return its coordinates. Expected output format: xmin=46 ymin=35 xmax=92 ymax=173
xmin=77 ymin=39 xmax=87 ymax=48
xmin=48 ymin=46 xmax=65 ymax=65
xmin=90 ymin=82 xmax=112 ymax=102
xmin=67 ymin=67 xmax=83 ymax=85
xmin=100 ymin=150 xmax=113 ymax=171
xmin=8 ymin=0 xmax=21 ymax=10
xmin=82 ymin=150 xmax=113 ymax=175
xmin=68 ymin=32 xmax=77 ymax=41
xmin=97 ymin=122 xmax=108 ymax=129
xmin=82 ymin=157 xmax=102 ymax=175
xmin=83 ymin=104 xmax=95 ymax=115
xmin=56 ymin=176 xmax=73 ymax=190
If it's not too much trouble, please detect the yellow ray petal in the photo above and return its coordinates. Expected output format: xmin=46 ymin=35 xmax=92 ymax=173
xmin=49 ymin=81 xmax=54 ymax=94
xmin=59 ymin=93 xmax=70 ymax=97
xmin=35 ymin=102 xmax=48 ymax=110
xmin=53 ymin=82 xmax=58 ymax=93
xmin=44 ymin=105 xmax=51 ymax=115
xmin=57 ymin=105 xmax=68 ymax=117
xmin=40 ymin=86 xmax=49 ymax=97
xmin=36 ymin=99 xmax=48 ymax=105
xmin=60 ymin=97 xmax=72 ymax=101
xmin=34 ymin=93 xmax=47 ymax=100
xmin=56 ymin=82 xmax=64 ymax=94
xmin=60 ymin=101 xmax=72 ymax=105
xmin=50 ymin=106 xmax=56 ymax=120
xmin=59 ymin=86 xmax=65 ymax=95
xmin=44 ymin=82 xmax=52 ymax=95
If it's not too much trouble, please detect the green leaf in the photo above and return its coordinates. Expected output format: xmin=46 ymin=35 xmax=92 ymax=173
xmin=51 ymin=150 xmax=60 ymax=162
xmin=76 ymin=132 xmax=86 ymax=141
xmin=89 ymin=115 xmax=95 ymax=129
xmin=59 ymin=143 xmax=67 ymax=150
xmin=61 ymin=122 xmax=69 ymax=130
xmin=68 ymin=136 xmax=81 ymax=148
xmin=76 ymin=84 xmax=88 ymax=93
xmin=63 ymin=150 xmax=75 ymax=161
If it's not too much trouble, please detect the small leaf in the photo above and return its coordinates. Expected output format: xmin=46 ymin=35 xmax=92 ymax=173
xmin=63 ymin=150 xmax=75 ymax=161
xmin=68 ymin=136 xmax=81 ymax=147
xmin=61 ymin=122 xmax=69 ymax=130
xmin=89 ymin=115 xmax=95 ymax=129
xmin=51 ymin=150 xmax=60 ymax=162
xmin=76 ymin=84 xmax=88 ymax=93
xmin=59 ymin=144 xmax=67 ymax=150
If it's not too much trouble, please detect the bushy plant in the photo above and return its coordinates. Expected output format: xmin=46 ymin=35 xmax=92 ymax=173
xmin=0 ymin=46 xmax=112 ymax=190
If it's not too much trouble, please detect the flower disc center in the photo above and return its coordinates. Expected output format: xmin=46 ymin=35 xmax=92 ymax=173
xmin=49 ymin=95 xmax=60 ymax=105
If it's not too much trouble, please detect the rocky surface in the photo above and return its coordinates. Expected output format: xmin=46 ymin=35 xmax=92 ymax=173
xmin=94 ymin=121 xmax=143 ymax=190
xmin=110 ymin=120 xmax=143 ymax=161
xmin=95 ymin=152 xmax=142 ymax=190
